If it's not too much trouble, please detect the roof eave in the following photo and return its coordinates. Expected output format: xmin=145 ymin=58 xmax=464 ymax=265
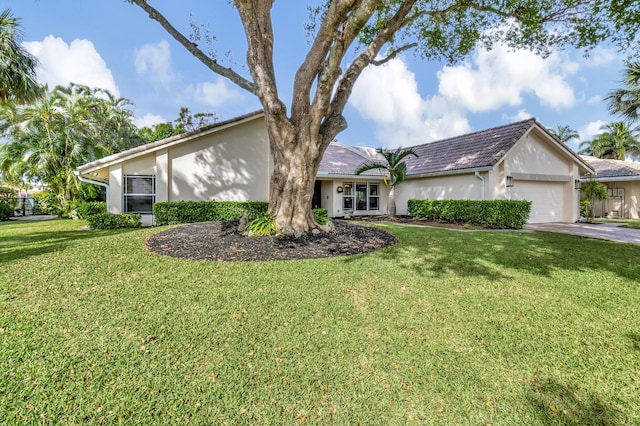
xmin=406 ymin=166 xmax=494 ymax=179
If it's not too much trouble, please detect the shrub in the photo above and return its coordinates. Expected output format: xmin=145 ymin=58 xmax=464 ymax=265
xmin=0 ymin=186 xmax=17 ymax=221
xmin=153 ymin=200 xmax=269 ymax=225
xmin=77 ymin=201 xmax=107 ymax=219
xmin=32 ymin=190 xmax=63 ymax=216
xmin=408 ymin=199 xmax=531 ymax=229
xmin=86 ymin=213 xmax=141 ymax=230
xmin=580 ymin=200 xmax=591 ymax=219
xmin=244 ymin=214 xmax=279 ymax=236
xmin=312 ymin=208 xmax=332 ymax=225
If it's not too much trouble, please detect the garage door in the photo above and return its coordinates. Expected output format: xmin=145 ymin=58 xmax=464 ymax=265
xmin=511 ymin=181 xmax=565 ymax=223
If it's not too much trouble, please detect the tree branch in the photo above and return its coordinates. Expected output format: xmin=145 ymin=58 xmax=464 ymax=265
xmin=371 ymin=43 xmax=418 ymax=66
xmin=321 ymin=0 xmax=418 ymax=142
xmin=128 ymin=0 xmax=256 ymax=94
xmin=291 ymin=0 xmax=361 ymax=119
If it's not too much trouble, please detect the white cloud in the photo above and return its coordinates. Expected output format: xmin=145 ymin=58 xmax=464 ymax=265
xmin=502 ymin=109 xmax=532 ymax=122
xmin=134 ymin=113 xmax=167 ymax=129
xmin=185 ymin=79 xmax=244 ymax=108
xmin=579 ymin=120 xmax=607 ymax=143
xmin=135 ymin=40 xmax=177 ymax=90
xmin=23 ymin=35 xmax=119 ymax=95
xmin=581 ymin=46 xmax=618 ymax=68
xmin=350 ymin=58 xmax=470 ymax=147
xmin=438 ymin=45 xmax=579 ymax=111
xmin=587 ymin=95 xmax=602 ymax=105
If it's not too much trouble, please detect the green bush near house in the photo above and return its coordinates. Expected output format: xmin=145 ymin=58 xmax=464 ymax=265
xmin=153 ymin=200 xmax=269 ymax=225
xmin=244 ymin=214 xmax=279 ymax=236
xmin=408 ymin=199 xmax=531 ymax=229
xmin=76 ymin=201 xmax=107 ymax=219
xmin=312 ymin=208 xmax=332 ymax=225
xmin=85 ymin=212 xmax=141 ymax=230
xmin=580 ymin=200 xmax=591 ymax=219
xmin=0 ymin=186 xmax=17 ymax=220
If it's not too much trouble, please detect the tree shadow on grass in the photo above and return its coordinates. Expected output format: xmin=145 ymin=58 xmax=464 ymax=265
xmin=527 ymin=378 xmax=626 ymax=425
xmin=0 ymin=226 xmax=141 ymax=265
xmin=364 ymin=225 xmax=640 ymax=282
xmin=626 ymin=333 xmax=640 ymax=351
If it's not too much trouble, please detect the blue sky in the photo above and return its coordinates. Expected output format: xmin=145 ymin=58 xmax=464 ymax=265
xmin=4 ymin=0 xmax=630 ymax=152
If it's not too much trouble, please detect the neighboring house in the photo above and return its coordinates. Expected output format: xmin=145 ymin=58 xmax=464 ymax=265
xmin=77 ymin=112 xmax=592 ymax=225
xmin=580 ymin=155 xmax=640 ymax=219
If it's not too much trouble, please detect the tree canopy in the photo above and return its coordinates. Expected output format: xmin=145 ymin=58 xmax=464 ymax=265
xmin=128 ymin=0 xmax=640 ymax=234
xmin=0 ymin=83 xmax=144 ymax=214
xmin=578 ymin=122 xmax=640 ymax=160
xmin=0 ymin=8 xmax=42 ymax=104
xmin=607 ymin=61 xmax=640 ymax=124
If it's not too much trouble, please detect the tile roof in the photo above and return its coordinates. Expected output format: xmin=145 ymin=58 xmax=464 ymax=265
xmin=581 ymin=155 xmax=640 ymax=178
xmin=402 ymin=118 xmax=538 ymax=176
xmin=318 ymin=142 xmax=383 ymax=177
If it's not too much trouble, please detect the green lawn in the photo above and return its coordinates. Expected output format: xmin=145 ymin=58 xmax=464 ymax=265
xmin=1 ymin=219 xmax=639 ymax=424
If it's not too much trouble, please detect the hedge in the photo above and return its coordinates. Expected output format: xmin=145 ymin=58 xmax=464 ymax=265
xmin=77 ymin=201 xmax=107 ymax=219
xmin=153 ymin=200 xmax=269 ymax=225
xmin=86 ymin=213 xmax=142 ymax=230
xmin=407 ymin=199 xmax=531 ymax=229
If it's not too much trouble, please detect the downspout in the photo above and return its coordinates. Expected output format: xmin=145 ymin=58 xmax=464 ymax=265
xmin=74 ymin=171 xmax=109 ymax=211
xmin=475 ymin=171 xmax=485 ymax=201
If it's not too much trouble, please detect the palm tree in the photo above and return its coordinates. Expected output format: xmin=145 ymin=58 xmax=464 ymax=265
xmin=0 ymin=9 xmax=42 ymax=104
xmin=548 ymin=125 xmax=579 ymax=144
xmin=578 ymin=122 xmax=640 ymax=160
xmin=606 ymin=61 xmax=640 ymax=123
xmin=0 ymin=83 xmax=140 ymax=214
xmin=354 ymin=147 xmax=418 ymax=217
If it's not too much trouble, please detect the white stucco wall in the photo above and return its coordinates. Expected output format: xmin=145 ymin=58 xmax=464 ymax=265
xmin=169 ymin=119 xmax=270 ymax=202
xmin=396 ymin=173 xmax=483 ymax=216
xmin=593 ymin=181 xmax=640 ymax=219
xmin=504 ymin=131 xmax=580 ymax=222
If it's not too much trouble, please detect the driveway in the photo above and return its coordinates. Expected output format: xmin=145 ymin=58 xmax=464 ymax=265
xmin=524 ymin=222 xmax=640 ymax=245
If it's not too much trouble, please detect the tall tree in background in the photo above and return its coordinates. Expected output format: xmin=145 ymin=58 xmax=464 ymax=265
xmin=606 ymin=61 xmax=640 ymax=123
xmin=355 ymin=147 xmax=418 ymax=217
xmin=129 ymin=0 xmax=640 ymax=235
xmin=548 ymin=125 xmax=579 ymax=145
xmin=139 ymin=107 xmax=218 ymax=142
xmin=0 ymin=9 xmax=41 ymax=104
xmin=578 ymin=122 xmax=640 ymax=160
xmin=0 ymin=83 xmax=143 ymax=213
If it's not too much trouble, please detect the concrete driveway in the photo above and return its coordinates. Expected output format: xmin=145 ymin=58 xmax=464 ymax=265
xmin=524 ymin=222 xmax=640 ymax=245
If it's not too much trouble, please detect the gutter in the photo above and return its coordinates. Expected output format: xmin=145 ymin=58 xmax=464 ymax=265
xmin=475 ymin=171 xmax=485 ymax=200
xmin=406 ymin=166 xmax=493 ymax=180
xmin=74 ymin=170 xmax=109 ymax=211
xmin=582 ymin=175 xmax=640 ymax=183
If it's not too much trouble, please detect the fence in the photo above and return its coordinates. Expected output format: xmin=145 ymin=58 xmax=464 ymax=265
xmin=11 ymin=197 xmax=39 ymax=216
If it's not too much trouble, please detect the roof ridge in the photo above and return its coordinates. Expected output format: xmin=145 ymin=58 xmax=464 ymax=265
xmin=404 ymin=117 xmax=537 ymax=150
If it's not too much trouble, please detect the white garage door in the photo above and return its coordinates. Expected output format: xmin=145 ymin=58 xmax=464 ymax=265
xmin=511 ymin=181 xmax=565 ymax=223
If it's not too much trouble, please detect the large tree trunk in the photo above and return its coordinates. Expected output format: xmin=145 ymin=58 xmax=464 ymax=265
xmin=267 ymin=119 xmax=327 ymax=236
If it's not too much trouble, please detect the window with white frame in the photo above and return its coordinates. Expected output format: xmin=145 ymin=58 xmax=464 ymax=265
xmin=342 ymin=182 xmax=379 ymax=211
xmin=124 ymin=175 xmax=155 ymax=213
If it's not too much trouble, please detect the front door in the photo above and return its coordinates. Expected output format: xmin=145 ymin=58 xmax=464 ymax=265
xmin=312 ymin=181 xmax=322 ymax=209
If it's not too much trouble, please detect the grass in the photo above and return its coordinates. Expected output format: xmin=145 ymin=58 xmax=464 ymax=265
xmin=595 ymin=217 xmax=640 ymax=229
xmin=1 ymin=219 xmax=640 ymax=424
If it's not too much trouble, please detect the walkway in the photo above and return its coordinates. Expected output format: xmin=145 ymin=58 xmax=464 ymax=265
xmin=524 ymin=222 xmax=640 ymax=245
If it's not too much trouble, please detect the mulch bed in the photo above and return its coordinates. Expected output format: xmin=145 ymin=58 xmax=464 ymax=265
xmin=145 ymin=220 xmax=397 ymax=262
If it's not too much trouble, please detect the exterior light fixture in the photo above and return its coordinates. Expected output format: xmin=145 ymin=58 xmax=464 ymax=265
xmin=91 ymin=172 xmax=99 ymax=177
xmin=574 ymin=179 xmax=582 ymax=190
xmin=506 ymin=176 xmax=514 ymax=187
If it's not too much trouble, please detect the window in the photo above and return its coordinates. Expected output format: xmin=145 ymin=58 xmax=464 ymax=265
xmin=124 ymin=175 xmax=155 ymax=213
xmin=343 ymin=182 xmax=379 ymax=211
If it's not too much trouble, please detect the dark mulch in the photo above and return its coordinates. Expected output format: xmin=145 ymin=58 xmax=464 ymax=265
xmin=145 ymin=220 xmax=397 ymax=262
